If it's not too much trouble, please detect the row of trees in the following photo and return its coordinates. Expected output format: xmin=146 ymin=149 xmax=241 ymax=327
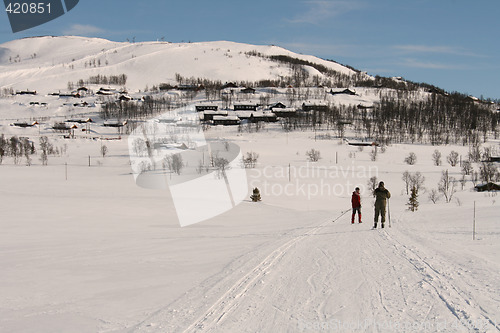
xmin=276 ymin=92 xmax=497 ymax=145
xmin=0 ymin=135 xmax=59 ymax=166
xmin=366 ymin=93 xmax=498 ymax=145
xmin=100 ymin=95 xmax=182 ymax=123
xmin=67 ymin=74 xmax=128 ymax=90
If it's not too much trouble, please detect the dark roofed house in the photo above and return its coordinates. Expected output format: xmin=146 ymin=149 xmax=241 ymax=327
xmin=357 ymin=104 xmax=375 ymax=109
xmin=302 ymin=102 xmax=328 ymax=112
xmin=241 ymin=87 xmax=256 ymax=94
xmin=222 ymin=82 xmax=238 ymax=89
xmin=234 ymin=103 xmax=258 ymax=111
xmin=16 ymin=90 xmax=37 ymax=95
xmin=272 ymin=108 xmax=297 ymax=118
xmin=475 ymin=183 xmax=500 ymax=192
xmin=177 ymin=84 xmax=203 ymax=91
xmin=213 ymin=115 xmax=240 ymax=126
xmin=59 ymin=92 xmax=81 ymax=98
xmin=270 ymin=102 xmax=286 ymax=109
xmin=236 ymin=111 xmax=278 ymax=123
xmin=202 ymin=110 xmax=228 ymax=121
xmin=196 ymin=104 xmax=218 ymax=112
xmin=118 ymin=95 xmax=132 ymax=102
xmin=96 ymin=88 xmax=116 ymax=96
xmin=329 ymin=88 xmax=357 ymax=96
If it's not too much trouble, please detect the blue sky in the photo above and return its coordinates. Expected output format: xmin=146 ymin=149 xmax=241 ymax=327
xmin=1 ymin=0 xmax=499 ymax=99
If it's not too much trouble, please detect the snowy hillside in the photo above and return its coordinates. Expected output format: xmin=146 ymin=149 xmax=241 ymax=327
xmin=0 ymin=36 xmax=362 ymax=94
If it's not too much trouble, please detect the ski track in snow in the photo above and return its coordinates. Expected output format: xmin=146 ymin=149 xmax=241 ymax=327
xmin=132 ymin=215 xmax=500 ymax=333
xmin=181 ymin=217 xmax=334 ymax=333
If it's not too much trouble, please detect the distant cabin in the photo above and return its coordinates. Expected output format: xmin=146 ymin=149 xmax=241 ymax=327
xmin=177 ymin=84 xmax=203 ymax=91
xmin=53 ymin=123 xmax=77 ymax=130
xmin=475 ymin=183 xmax=500 ymax=192
xmin=16 ymin=90 xmax=37 ymax=95
xmin=59 ymin=92 xmax=81 ymax=98
xmin=213 ymin=115 xmax=240 ymax=126
xmin=103 ymin=120 xmax=128 ymax=127
xmin=302 ymin=102 xmax=328 ymax=112
xmin=30 ymin=101 xmax=48 ymax=106
xmin=269 ymin=102 xmax=286 ymax=109
xmin=118 ymin=95 xmax=132 ymax=102
xmin=11 ymin=121 xmax=38 ymax=128
xmin=97 ymin=88 xmax=116 ymax=96
xmin=236 ymin=111 xmax=278 ymax=123
xmin=196 ymin=104 xmax=218 ymax=112
xmin=77 ymin=87 xmax=89 ymax=96
xmin=222 ymin=82 xmax=238 ymax=89
xmin=329 ymin=88 xmax=356 ymax=96
xmin=66 ymin=118 xmax=92 ymax=123
xmin=272 ymin=108 xmax=297 ymax=118
xmin=240 ymin=87 xmax=256 ymax=94
xmin=234 ymin=104 xmax=258 ymax=111
xmin=202 ymin=110 xmax=228 ymax=121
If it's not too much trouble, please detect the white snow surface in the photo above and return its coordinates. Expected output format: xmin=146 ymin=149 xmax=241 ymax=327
xmin=0 ymin=36 xmax=499 ymax=333
xmin=1 ymin=121 xmax=499 ymax=332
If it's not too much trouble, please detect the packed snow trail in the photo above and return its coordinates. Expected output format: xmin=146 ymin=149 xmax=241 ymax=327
xmin=131 ymin=214 xmax=499 ymax=333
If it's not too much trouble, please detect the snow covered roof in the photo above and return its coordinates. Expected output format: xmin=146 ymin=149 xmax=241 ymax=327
xmin=213 ymin=115 xmax=240 ymax=121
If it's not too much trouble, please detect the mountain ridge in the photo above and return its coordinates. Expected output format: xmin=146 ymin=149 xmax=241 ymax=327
xmin=0 ymin=36 xmax=364 ymax=94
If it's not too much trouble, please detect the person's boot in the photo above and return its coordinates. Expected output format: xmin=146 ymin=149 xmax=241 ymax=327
xmin=373 ymin=222 xmax=377 ymax=229
xmin=359 ymin=213 xmax=362 ymax=223
xmin=351 ymin=213 xmax=355 ymax=224
xmin=381 ymin=223 xmax=385 ymax=228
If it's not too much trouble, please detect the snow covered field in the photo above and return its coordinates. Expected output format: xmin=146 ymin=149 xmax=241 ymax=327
xmin=0 ymin=37 xmax=499 ymax=333
xmin=1 ymin=120 xmax=499 ymax=332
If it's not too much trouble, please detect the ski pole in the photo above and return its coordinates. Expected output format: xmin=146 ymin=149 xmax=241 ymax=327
xmin=387 ymin=199 xmax=391 ymax=228
xmin=332 ymin=208 xmax=351 ymax=223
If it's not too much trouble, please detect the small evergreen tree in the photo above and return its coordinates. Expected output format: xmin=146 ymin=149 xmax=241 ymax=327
xmin=250 ymin=187 xmax=262 ymax=202
xmin=407 ymin=186 xmax=419 ymax=211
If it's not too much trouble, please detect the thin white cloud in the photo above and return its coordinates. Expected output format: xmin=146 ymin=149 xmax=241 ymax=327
xmin=64 ymin=24 xmax=105 ymax=36
xmin=287 ymin=1 xmax=365 ymax=25
xmin=400 ymin=58 xmax=462 ymax=70
xmin=394 ymin=44 xmax=486 ymax=58
xmin=276 ymin=41 xmax=386 ymax=59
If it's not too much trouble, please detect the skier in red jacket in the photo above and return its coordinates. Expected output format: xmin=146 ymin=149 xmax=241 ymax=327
xmin=351 ymin=187 xmax=362 ymax=224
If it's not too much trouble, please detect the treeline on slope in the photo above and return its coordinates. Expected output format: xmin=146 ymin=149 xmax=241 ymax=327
xmin=280 ymin=92 xmax=498 ymax=145
xmin=367 ymin=92 xmax=498 ymax=145
xmin=243 ymin=51 xmax=457 ymax=95
xmin=100 ymin=95 xmax=188 ymax=124
xmin=67 ymin=74 xmax=128 ymax=90
xmin=166 ymin=54 xmax=458 ymax=100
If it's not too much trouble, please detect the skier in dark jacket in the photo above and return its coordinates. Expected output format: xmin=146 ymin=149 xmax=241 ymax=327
xmin=373 ymin=181 xmax=391 ymax=228
xmin=351 ymin=187 xmax=362 ymax=224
